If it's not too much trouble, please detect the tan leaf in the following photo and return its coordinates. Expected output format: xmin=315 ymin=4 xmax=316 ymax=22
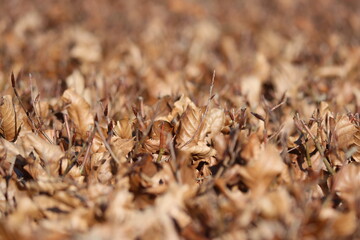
xmin=239 ymin=134 xmax=286 ymax=196
xmin=0 ymin=138 xmax=25 ymax=175
xmin=257 ymin=187 xmax=291 ymax=219
xmin=0 ymin=95 xmax=19 ymax=141
xmin=176 ymin=150 xmax=197 ymax=186
xmin=35 ymin=101 xmax=50 ymax=120
xmin=66 ymin=70 xmax=85 ymax=96
xmin=69 ymin=27 xmax=102 ymax=62
xmin=333 ymin=211 xmax=357 ymax=237
xmin=62 ymin=89 xmax=94 ymax=140
xmin=166 ymin=95 xmax=197 ymax=122
xmin=96 ymin=158 xmax=113 ymax=184
xmin=353 ymin=129 xmax=360 ymax=162
xmin=150 ymin=121 xmax=172 ymax=141
xmin=332 ymin=163 xmax=360 ymax=208
xmin=320 ymin=207 xmax=357 ymax=237
xmin=183 ymin=142 xmax=216 ymax=160
xmin=143 ymin=138 xmax=160 ymax=154
xmin=143 ymin=120 xmax=173 ymax=154
xmin=113 ymin=118 xmax=133 ymax=139
xmin=22 ymin=133 xmax=64 ymax=176
xmin=204 ymin=108 xmax=225 ymax=141
xmin=110 ymin=137 xmax=134 ymax=163
xmin=333 ymin=115 xmax=357 ymax=150
xmin=176 ymin=105 xmax=205 ymax=146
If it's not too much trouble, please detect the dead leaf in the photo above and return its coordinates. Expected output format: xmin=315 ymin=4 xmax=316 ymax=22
xmin=22 ymin=133 xmax=64 ymax=176
xmin=0 ymin=95 xmax=19 ymax=141
xmin=62 ymin=89 xmax=94 ymax=140
xmin=332 ymin=163 xmax=360 ymax=208
xmin=239 ymin=134 xmax=286 ymax=196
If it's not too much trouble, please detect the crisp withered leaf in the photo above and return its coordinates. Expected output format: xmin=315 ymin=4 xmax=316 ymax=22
xmin=257 ymin=187 xmax=291 ymax=220
xmin=184 ymin=143 xmax=216 ymax=161
xmin=0 ymin=95 xmax=20 ymax=141
xmin=333 ymin=114 xmax=358 ymax=150
xmin=332 ymin=163 xmax=360 ymax=208
xmin=176 ymin=104 xmax=205 ymax=147
xmin=239 ymin=134 xmax=286 ymax=196
xmin=62 ymin=89 xmax=94 ymax=140
xmin=319 ymin=207 xmax=357 ymax=237
xmin=110 ymin=137 xmax=134 ymax=163
xmin=22 ymin=133 xmax=64 ymax=176
xmin=204 ymin=108 xmax=225 ymax=141
xmin=69 ymin=27 xmax=102 ymax=63
xmin=113 ymin=118 xmax=133 ymax=139
xmin=353 ymin=129 xmax=360 ymax=162
xmin=165 ymin=95 xmax=197 ymax=122
xmin=2 ymin=1 xmax=360 ymax=239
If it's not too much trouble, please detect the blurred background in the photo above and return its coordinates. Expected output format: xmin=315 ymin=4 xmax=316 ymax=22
xmin=0 ymin=0 xmax=359 ymax=113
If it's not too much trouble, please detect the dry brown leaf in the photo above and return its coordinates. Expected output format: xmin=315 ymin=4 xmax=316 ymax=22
xmin=184 ymin=143 xmax=216 ymax=160
xmin=176 ymin=105 xmax=205 ymax=147
xmin=333 ymin=114 xmax=357 ymax=150
xmin=2 ymin=1 xmax=360 ymax=239
xmin=110 ymin=137 xmax=134 ymax=163
xmin=353 ymin=129 xmax=360 ymax=162
xmin=320 ymin=207 xmax=357 ymax=237
xmin=22 ymin=133 xmax=64 ymax=176
xmin=142 ymin=120 xmax=173 ymax=154
xmin=165 ymin=95 xmax=197 ymax=122
xmin=91 ymin=134 xmax=106 ymax=153
xmin=176 ymin=150 xmax=197 ymax=186
xmin=113 ymin=118 xmax=133 ymax=139
xmin=96 ymin=158 xmax=114 ymax=184
xmin=0 ymin=138 xmax=25 ymax=160
xmin=62 ymin=89 xmax=94 ymax=140
xmin=257 ymin=187 xmax=291 ymax=220
xmin=143 ymin=138 xmax=160 ymax=154
xmin=332 ymin=163 xmax=360 ymax=208
xmin=69 ymin=27 xmax=102 ymax=63
xmin=239 ymin=134 xmax=286 ymax=196
xmin=203 ymin=108 xmax=225 ymax=141
xmin=66 ymin=70 xmax=85 ymax=96
xmin=332 ymin=210 xmax=357 ymax=237
xmin=0 ymin=95 xmax=19 ymax=141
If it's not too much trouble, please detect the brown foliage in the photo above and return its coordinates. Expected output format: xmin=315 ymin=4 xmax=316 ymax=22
xmin=0 ymin=0 xmax=360 ymax=239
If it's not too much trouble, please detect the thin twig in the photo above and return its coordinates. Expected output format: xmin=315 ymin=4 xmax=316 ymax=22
xmin=63 ymin=113 xmax=72 ymax=148
xmin=79 ymin=132 xmax=95 ymax=174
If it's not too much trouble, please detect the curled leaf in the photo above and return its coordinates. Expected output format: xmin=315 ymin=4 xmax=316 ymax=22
xmin=333 ymin=115 xmax=358 ymax=150
xmin=110 ymin=137 xmax=134 ymax=163
xmin=353 ymin=129 xmax=360 ymax=162
xmin=0 ymin=95 xmax=19 ymax=141
xmin=239 ymin=134 xmax=286 ymax=196
xmin=176 ymin=105 xmax=205 ymax=146
xmin=204 ymin=108 xmax=225 ymax=141
xmin=62 ymin=89 xmax=94 ymax=140
xmin=113 ymin=118 xmax=133 ymax=139
xmin=22 ymin=133 xmax=64 ymax=176
xmin=332 ymin=163 xmax=360 ymax=208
